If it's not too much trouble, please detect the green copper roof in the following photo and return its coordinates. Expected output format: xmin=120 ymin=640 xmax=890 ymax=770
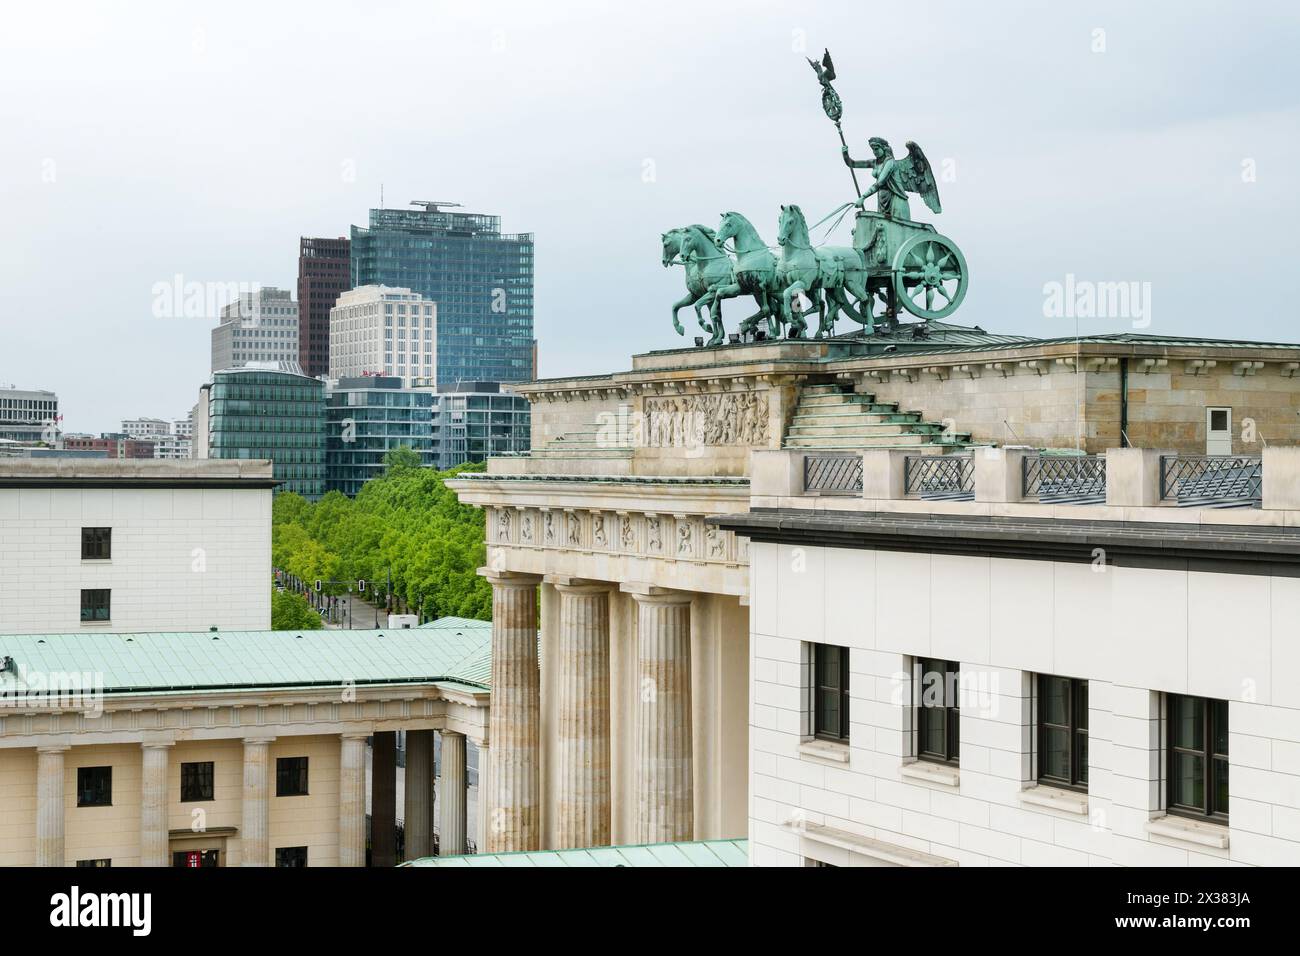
xmin=0 ymin=616 xmax=492 ymax=697
xmin=400 ymin=839 xmax=748 ymax=868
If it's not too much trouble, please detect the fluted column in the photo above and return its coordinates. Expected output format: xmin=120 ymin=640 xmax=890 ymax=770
xmin=482 ymin=571 xmax=541 ymax=853
xmin=140 ymin=742 xmax=173 ymax=866
xmin=403 ymin=730 xmax=433 ymax=861
xmin=633 ymin=591 xmax=693 ymax=844
xmin=339 ymin=733 xmax=368 ymax=867
xmin=240 ymin=736 xmax=274 ymax=867
xmin=473 ymin=739 xmax=490 ymax=853
xmin=36 ymin=745 xmax=69 ymax=867
xmin=371 ymin=731 xmax=397 ymax=866
xmin=440 ymin=730 xmax=467 ymax=855
xmin=555 ymin=582 xmax=611 ymax=849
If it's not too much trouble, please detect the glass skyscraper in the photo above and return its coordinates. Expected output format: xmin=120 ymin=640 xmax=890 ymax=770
xmin=350 ymin=204 xmax=534 ymax=387
xmin=325 ymin=376 xmax=434 ymax=496
xmin=207 ymin=367 xmax=326 ymax=499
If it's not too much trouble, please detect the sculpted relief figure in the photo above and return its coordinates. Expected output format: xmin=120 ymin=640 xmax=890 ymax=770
xmin=566 ymin=511 xmax=581 ymax=545
xmin=592 ymin=512 xmax=607 ymax=548
xmin=647 ymin=515 xmax=662 ymax=551
xmin=645 ymin=392 xmax=769 ymax=448
xmin=497 ymin=509 xmax=512 ymax=542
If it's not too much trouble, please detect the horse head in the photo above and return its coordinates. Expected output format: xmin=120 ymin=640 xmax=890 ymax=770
xmin=777 ymin=204 xmax=808 ymax=248
xmin=661 ymin=228 xmax=684 ymax=267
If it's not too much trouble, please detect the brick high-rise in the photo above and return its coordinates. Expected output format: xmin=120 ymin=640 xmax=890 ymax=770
xmin=297 ymin=237 xmax=352 ymax=378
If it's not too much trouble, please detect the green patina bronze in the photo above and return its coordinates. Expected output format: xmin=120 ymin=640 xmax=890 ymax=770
xmin=664 ymin=48 xmax=970 ymax=344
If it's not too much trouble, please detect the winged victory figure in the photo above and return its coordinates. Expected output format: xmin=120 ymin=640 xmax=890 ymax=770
xmin=842 ymin=137 xmax=942 ymax=221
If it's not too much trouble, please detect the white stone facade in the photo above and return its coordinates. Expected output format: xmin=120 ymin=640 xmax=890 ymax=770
xmin=744 ymin=474 xmax=1300 ymax=868
xmin=328 ymin=285 xmax=436 ymax=389
xmin=0 ymin=460 xmax=273 ymax=633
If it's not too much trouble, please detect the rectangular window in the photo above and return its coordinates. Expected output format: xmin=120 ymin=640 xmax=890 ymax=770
xmin=76 ymin=859 xmax=112 ymax=867
xmin=77 ymin=766 xmax=113 ymax=807
xmin=180 ymin=761 xmax=215 ymax=802
xmin=813 ymin=644 xmax=851 ymax=741
xmin=173 ymin=849 xmax=220 ymax=868
xmin=80 ymin=589 xmax=111 ymax=622
xmin=81 ymin=527 xmax=111 ymax=559
xmin=1037 ymin=675 xmax=1088 ymax=790
xmin=275 ymin=846 xmax=308 ymax=867
xmin=276 ymin=756 xmax=309 ymax=797
xmin=1167 ymin=694 xmax=1229 ymax=820
xmin=916 ymin=658 xmax=960 ymax=765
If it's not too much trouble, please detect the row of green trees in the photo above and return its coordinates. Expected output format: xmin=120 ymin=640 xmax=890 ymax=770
xmin=271 ymin=448 xmax=491 ymax=623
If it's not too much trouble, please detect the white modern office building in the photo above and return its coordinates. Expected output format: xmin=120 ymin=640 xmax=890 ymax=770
xmin=121 ymin=418 xmax=172 ymax=442
xmin=328 ymin=285 xmax=436 ymax=389
xmin=0 ymin=458 xmax=275 ymax=634
xmin=0 ymin=386 xmax=59 ymax=445
xmin=210 ymin=287 xmax=300 ymax=373
xmin=723 ymin=444 xmax=1300 ymax=868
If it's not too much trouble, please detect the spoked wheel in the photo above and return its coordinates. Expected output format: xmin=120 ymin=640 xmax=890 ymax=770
xmin=892 ymin=233 xmax=968 ymax=321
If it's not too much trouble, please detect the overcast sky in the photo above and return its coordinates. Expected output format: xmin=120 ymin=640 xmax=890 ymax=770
xmin=2 ymin=1 xmax=1298 ymax=433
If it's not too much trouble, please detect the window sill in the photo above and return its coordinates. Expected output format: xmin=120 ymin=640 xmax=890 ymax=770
xmin=799 ymin=739 xmax=850 ymax=764
xmin=900 ymin=759 xmax=959 ymax=789
xmin=1019 ymin=784 xmax=1088 ymax=816
xmin=79 ymin=621 xmax=112 ymax=627
xmin=785 ymin=821 xmax=959 ymax=867
xmin=1145 ymin=815 xmax=1229 ymax=850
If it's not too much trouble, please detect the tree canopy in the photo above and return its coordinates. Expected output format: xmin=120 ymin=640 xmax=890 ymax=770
xmin=271 ymin=589 xmax=324 ymax=630
xmin=271 ymin=462 xmax=490 ymax=622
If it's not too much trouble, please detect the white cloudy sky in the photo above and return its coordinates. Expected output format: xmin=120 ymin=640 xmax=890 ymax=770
xmin=2 ymin=1 xmax=1298 ymax=433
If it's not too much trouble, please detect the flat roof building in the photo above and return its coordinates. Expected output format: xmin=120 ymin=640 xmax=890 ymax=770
xmin=210 ymin=287 xmax=300 ymax=374
xmin=203 ymin=365 xmax=326 ymax=499
xmin=298 ymin=237 xmax=352 ymax=379
xmin=328 ymin=285 xmax=435 ymax=389
xmin=326 ymin=376 xmax=434 ymax=496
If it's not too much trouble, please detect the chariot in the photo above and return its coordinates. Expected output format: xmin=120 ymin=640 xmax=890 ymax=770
xmin=851 ymin=210 xmax=969 ymax=326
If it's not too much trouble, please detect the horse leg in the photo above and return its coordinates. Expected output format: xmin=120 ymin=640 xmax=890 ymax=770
xmin=707 ymin=294 xmax=727 ymax=346
xmin=784 ymin=283 xmax=808 ymax=338
xmin=671 ymin=291 xmax=696 ymax=336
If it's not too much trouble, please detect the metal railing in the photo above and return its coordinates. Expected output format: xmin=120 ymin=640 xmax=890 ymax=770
xmin=904 ymin=454 xmax=974 ymax=499
xmin=803 ymin=453 xmax=863 ymax=494
xmin=1022 ymin=454 xmax=1107 ymax=504
xmin=1159 ymin=455 xmax=1262 ymax=507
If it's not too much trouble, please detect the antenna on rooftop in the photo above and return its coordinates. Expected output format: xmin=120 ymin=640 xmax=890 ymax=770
xmin=410 ymin=200 xmax=463 ymax=212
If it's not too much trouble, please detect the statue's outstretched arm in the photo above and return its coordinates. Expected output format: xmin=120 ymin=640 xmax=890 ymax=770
xmin=841 ymin=146 xmax=874 ymax=170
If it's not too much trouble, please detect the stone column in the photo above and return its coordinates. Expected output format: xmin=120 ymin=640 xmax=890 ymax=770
xmin=240 ymin=736 xmax=275 ymax=867
xmin=440 ymin=730 xmax=468 ymax=856
xmin=36 ymin=745 xmax=69 ymax=867
xmin=371 ymin=731 xmax=397 ymax=866
xmin=555 ymin=582 xmax=611 ymax=849
xmin=139 ymin=742 xmax=173 ymax=867
xmin=482 ymin=571 xmax=541 ymax=853
xmin=633 ymin=592 xmax=694 ymax=844
xmin=403 ymin=730 xmax=433 ymax=861
xmin=473 ymin=739 xmax=490 ymax=854
xmin=338 ymin=733 xmax=368 ymax=867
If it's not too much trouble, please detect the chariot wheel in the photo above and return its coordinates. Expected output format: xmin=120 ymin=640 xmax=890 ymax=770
xmin=892 ymin=232 xmax=968 ymax=321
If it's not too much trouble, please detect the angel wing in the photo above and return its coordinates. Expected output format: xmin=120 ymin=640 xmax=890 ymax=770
xmin=899 ymin=141 xmax=942 ymax=215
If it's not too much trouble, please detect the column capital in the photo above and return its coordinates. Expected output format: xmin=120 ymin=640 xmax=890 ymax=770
xmin=340 ymin=731 xmax=371 ymax=741
xmin=477 ymin=568 xmax=543 ymax=588
xmin=622 ymin=583 xmax=693 ymax=605
xmin=36 ymin=744 xmax=71 ymax=754
xmin=440 ymin=728 xmax=466 ymax=740
xmin=546 ymin=575 xmax=613 ymax=594
xmin=242 ymin=735 xmax=276 ymax=746
xmin=140 ymin=740 xmax=175 ymax=750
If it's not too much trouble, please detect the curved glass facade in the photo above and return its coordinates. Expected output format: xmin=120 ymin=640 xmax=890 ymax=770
xmin=209 ymin=369 xmax=326 ymax=499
